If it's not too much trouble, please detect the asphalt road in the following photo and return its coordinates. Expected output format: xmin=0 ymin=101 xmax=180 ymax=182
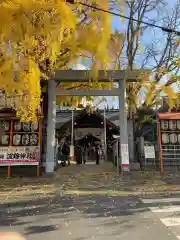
xmin=142 ymin=197 xmax=180 ymax=240
xmin=0 ymin=194 xmax=178 ymax=240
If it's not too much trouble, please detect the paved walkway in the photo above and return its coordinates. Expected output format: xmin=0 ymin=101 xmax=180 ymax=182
xmin=0 ymin=162 xmax=179 ymax=239
xmin=1 ymin=162 xmax=180 ymax=201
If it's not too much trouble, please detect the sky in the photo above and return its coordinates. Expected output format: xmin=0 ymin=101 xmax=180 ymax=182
xmin=72 ymin=0 xmax=179 ymax=109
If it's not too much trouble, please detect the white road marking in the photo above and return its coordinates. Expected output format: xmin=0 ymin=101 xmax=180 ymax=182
xmin=142 ymin=198 xmax=180 ymax=239
xmin=141 ymin=198 xmax=180 ymax=204
xmin=160 ymin=217 xmax=180 ymax=227
xmin=150 ymin=206 xmax=180 ymax=213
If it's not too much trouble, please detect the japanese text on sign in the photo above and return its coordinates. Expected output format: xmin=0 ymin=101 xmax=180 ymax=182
xmin=120 ymin=144 xmax=129 ymax=165
xmin=0 ymin=152 xmax=37 ymax=160
xmin=0 ymin=146 xmax=40 ymax=166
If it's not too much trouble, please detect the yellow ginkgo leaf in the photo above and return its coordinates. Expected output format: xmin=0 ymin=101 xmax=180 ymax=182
xmin=0 ymin=0 xmax=112 ymax=122
xmin=162 ymin=86 xmax=177 ymax=109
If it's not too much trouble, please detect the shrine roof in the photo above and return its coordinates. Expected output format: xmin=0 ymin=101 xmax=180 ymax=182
xmin=56 ymin=110 xmax=118 ymax=130
xmin=56 ymin=109 xmax=121 ymax=129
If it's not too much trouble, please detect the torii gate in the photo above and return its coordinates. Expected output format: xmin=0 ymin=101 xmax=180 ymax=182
xmin=45 ymin=69 xmax=149 ymax=173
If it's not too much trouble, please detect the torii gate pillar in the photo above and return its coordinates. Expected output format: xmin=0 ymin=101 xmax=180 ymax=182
xmin=45 ymin=79 xmax=56 ymax=173
xmin=119 ymin=80 xmax=129 ymax=171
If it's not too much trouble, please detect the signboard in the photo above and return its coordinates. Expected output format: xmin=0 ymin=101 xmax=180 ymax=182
xmin=120 ymin=144 xmax=129 ymax=166
xmin=0 ymin=146 xmax=40 ymax=166
xmin=144 ymin=145 xmax=155 ymax=159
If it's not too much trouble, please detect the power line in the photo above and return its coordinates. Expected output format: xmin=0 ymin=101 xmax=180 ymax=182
xmin=66 ymin=0 xmax=180 ymax=36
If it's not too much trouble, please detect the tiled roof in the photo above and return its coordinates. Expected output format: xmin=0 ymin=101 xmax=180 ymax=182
xmin=56 ymin=109 xmax=120 ymax=128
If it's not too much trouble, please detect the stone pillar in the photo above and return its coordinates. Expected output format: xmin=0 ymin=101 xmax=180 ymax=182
xmin=119 ymin=80 xmax=130 ymax=171
xmin=128 ymin=119 xmax=134 ymax=162
xmin=45 ymin=80 xmax=56 ymax=173
xmin=41 ymin=91 xmax=48 ymax=168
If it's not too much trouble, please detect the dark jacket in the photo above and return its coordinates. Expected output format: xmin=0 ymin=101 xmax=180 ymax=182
xmin=62 ymin=144 xmax=69 ymax=155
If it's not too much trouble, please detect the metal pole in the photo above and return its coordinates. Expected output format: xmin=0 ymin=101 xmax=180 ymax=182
xmin=70 ymin=108 xmax=74 ymax=158
xmin=71 ymin=108 xmax=74 ymax=145
xmin=116 ymin=140 xmax=119 ymax=174
xmin=104 ymin=103 xmax=107 ymax=161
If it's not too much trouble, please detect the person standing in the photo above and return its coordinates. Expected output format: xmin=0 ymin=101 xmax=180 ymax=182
xmin=83 ymin=146 xmax=88 ymax=164
xmin=75 ymin=145 xmax=82 ymax=164
xmin=61 ymin=142 xmax=70 ymax=166
xmin=95 ymin=145 xmax=100 ymax=165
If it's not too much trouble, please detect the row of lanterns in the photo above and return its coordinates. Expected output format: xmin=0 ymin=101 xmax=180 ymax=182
xmin=1 ymin=133 xmax=38 ymax=146
xmin=162 ymin=133 xmax=180 ymax=144
xmin=0 ymin=120 xmax=38 ymax=132
xmin=161 ymin=120 xmax=180 ymax=130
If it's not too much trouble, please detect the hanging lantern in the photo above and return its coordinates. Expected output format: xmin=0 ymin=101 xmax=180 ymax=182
xmin=177 ymin=120 xmax=180 ymax=130
xmin=162 ymin=133 xmax=169 ymax=144
xmin=169 ymin=120 xmax=176 ymax=130
xmin=22 ymin=122 xmax=30 ymax=131
xmin=178 ymin=134 xmax=180 ymax=143
xmin=169 ymin=133 xmax=178 ymax=144
xmin=14 ymin=121 xmax=21 ymax=131
xmin=30 ymin=134 xmax=38 ymax=145
xmin=13 ymin=134 xmax=21 ymax=145
xmin=22 ymin=134 xmax=30 ymax=145
xmin=1 ymin=134 xmax=10 ymax=145
xmin=161 ymin=120 xmax=168 ymax=130
xmin=31 ymin=123 xmax=38 ymax=131
xmin=0 ymin=120 xmax=10 ymax=131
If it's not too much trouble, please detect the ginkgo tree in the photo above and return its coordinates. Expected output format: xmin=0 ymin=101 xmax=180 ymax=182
xmin=0 ymin=0 xmax=112 ymax=122
xmin=108 ymin=2 xmax=180 ymax=118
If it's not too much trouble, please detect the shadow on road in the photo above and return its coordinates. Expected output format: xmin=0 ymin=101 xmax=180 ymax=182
xmin=0 ymin=193 xmax=148 ymax=235
xmin=1 ymin=164 xmax=179 ymax=238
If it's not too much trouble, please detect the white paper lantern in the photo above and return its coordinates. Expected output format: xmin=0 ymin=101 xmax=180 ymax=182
xmin=31 ymin=123 xmax=38 ymax=131
xmin=169 ymin=120 xmax=176 ymax=130
xmin=13 ymin=134 xmax=21 ymax=145
xmin=177 ymin=120 xmax=180 ymax=130
xmin=30 ymin=134 xmax=38 ymax=145
xmin=1 ymin=134 xmax=9 ymax=145
xmin=161 ymin=120 xmax=168 ymax=130
xmin=169 ymin=133 xmax=177 ymax=144
xmin=0 ymin=120 xmax=10 ymax=131
xmin=162 ymin=133 xmax=169 ymax=144
xmin=178 ymin=134 xmax=180 ymax=143
xmin=22 ymin=134 xmax=29 ymax=145
xmin=14 ymin=121 xmax=21 ymax=131
xmin=22 ymin=122 xmax=30 ymax=131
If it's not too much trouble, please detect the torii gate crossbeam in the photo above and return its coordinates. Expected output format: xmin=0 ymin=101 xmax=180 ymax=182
xmin=56 ymin=89 xmax=119 ymax=96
